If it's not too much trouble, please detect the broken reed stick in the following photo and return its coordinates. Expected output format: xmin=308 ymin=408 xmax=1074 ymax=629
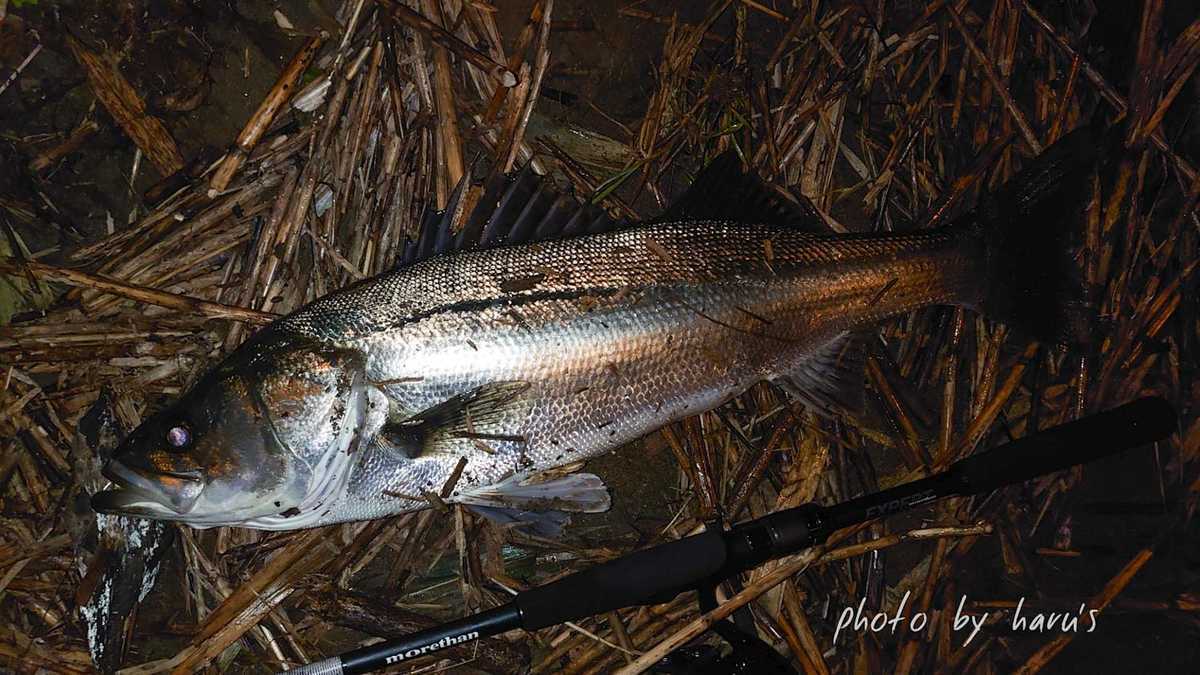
xmin=65 ymin=35 xmax=184 ymax=176
xmin=867 ymin=354 xmax=932 ymax=469
xmin=660 ymin=424 xmax=716 ymax=519
xmin=1012 ymin=548 xmax=1154 ymax=674
xmin=939 ymin=309 xmax=966 ymax=460
xmin=380 ymin=0 xmax=518 ymax=88
xmin=0 ymin=257 xmax=277 ymax=324
xmin=0 ymin=533 xmax=72 ymax=569
xmin=482 ymin=0 xmax=546 ymax=124
xmin=617 ymin=7 xmax=725 ymax=43
xmin=167 ymin=529 xmax=334 ymax=674
xmin=782 ymin=582 xmax=831 ymax=675
xmin=726 ymin=411 xmax=795 ymax=516
xmin=893 ymin=521 xmax=953 ymax=675
xmin=28 ymin=119 xmax=101 ymax=174
xmin=943 ymin=342 xmax=1039 ymax=467
xmin=423 ymin=0 xmax=466 ymax=200
xmin=1014 ymin=0 xmax=1196 ymax=182
xmin=1125 ymin=0 xmax=1165 ymax=149
xmin=605 ymin=611 xmax=637 ymax=663
xmin=209 ymin=33 xmax=326 ymax=195
xmin=500 ymin=0 xmax=552 ymax=174
xmin=0 ymin=41 xmax=41 ymax=99
xmin=614 ymin=523 xmax=993 ymax=674
xmin=540 ymin=599 xmax=692 ymax=675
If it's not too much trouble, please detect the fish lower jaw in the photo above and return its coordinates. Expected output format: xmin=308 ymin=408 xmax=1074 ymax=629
xmin=90 ymin=488 xmax=185 ymax=520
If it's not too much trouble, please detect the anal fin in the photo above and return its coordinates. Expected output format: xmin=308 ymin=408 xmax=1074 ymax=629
xmin=771 ymin=332 xmax=866 ymax=416
xmin=453 ymin=471 xmax=611 ymax=513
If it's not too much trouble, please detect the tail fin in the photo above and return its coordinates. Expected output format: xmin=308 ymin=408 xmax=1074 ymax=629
xmin=977 ymin=122 xmax=1117 ymax=346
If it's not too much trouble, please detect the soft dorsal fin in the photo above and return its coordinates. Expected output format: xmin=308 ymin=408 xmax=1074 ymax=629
xmin=654 ymin=150 xmax=830 ymax=232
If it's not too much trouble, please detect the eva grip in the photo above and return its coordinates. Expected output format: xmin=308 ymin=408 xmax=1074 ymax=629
xmin=952 ymin=397 xmax=1176 ymax=495
xmin=515 ymin=530 xmax=728 ymax=630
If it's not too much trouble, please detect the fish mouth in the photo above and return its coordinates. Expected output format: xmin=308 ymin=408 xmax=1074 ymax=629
xmin=91 ymin=459 xmax=204 ymax=519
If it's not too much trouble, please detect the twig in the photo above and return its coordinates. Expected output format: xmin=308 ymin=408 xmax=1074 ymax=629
xmin=945 ymin=4 xmax=1041 ymax=154
xmin=0 ymin=41 xmax=42 ymax=98
xmin=1014 ymin=0 xmax=1196 ymax=181
xmin=1012 ymin=548 xmax=1154 ymax=674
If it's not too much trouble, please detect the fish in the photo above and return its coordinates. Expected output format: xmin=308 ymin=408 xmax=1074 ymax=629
xmin=90 ymin=123 xmax=1104 ymax=530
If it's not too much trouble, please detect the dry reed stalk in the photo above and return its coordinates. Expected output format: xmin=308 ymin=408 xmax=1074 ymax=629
xmin=1013 ymin=548 xmax=1155 ymax=674
xmin=208 ymin=34 xmax=326 ymax=195
xmin=0 ymin=257 xmax=276 ymax=324
xmin=165 ymin=529 xmax=339 ymax=673
xmin=381 ymin=0 xmax=517 ymax=88
xmin=65 ymin=35 xmax=184 ymax=175
xmin=501 ymin=0 xmax=552 ymax=173
xmin=27 ymin=118 xmax=101 ymax=174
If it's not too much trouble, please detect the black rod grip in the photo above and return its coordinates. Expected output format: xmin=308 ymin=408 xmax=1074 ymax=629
xmin=515 ymin=529 xmax=727 ymax=630
xmin=949 ymin=396 xmax=1176 ymax=495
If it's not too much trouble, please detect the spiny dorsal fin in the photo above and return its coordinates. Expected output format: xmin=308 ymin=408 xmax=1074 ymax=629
xmin=397 ymin=151 xmax=831 ymax=267
xmin=771 ymin=332 xmax=865 ymax=416
xmin=399 ymin=163 xmax=628 ymax=267
xmin=655 ymin=150 xmax=830 ymax=232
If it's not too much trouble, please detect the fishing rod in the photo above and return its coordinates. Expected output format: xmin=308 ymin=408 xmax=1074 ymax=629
xmin=283 ymin=396 xmax=1176 ymax=675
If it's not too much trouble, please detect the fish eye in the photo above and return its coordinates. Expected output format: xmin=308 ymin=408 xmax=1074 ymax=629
xmin=166 ymin=425 xmax=191 ymax=449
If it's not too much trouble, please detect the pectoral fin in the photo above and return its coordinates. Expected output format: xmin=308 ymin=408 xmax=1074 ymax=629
xmin=382 ymin=381 xmax=534 ymax=458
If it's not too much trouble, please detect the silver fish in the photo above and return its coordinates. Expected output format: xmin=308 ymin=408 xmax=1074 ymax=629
xmin=91 ymin=129 xmax=1099 ymax=529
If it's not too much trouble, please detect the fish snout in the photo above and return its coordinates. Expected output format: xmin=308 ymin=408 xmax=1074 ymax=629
xmin=91 ymin=456 xmax=205 ymax=517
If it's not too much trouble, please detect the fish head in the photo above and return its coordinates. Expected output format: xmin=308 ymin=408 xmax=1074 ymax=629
xmin=91 ymin=338 xmax=367 ymax=527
